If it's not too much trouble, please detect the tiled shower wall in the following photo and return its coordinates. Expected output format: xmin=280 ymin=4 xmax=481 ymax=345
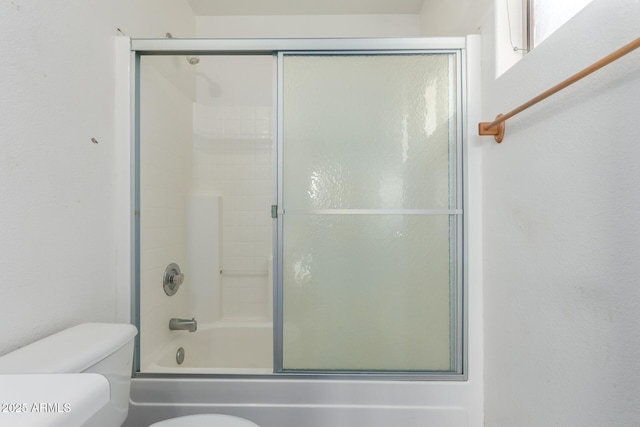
xmin=190 ymin=55 xmax=273 ymax=322
xmin=192 ymin=103 xmax=273 ymax=321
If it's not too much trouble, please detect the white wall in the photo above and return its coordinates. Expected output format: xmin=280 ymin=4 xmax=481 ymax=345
xmin=481 ymin=0 xmax=640 ymax=425
xmin=419 ymin=0 xmax=492 ymax=36
xmin=196 ymin=15 xmax=421 ymax=38
xmin=0 ymin=0 xmax=194 ymax=356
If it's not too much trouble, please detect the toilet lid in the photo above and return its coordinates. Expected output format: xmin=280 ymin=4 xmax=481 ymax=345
xmin=150 ymin=414 xmax=259 ymax=427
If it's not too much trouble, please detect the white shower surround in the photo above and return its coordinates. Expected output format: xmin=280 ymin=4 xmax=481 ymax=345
xmin=146 ymin=321 xmax=273 ymax=374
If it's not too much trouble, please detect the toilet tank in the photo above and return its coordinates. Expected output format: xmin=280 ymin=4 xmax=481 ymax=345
xmin=0 ymin=323 xmax=138 ymax=427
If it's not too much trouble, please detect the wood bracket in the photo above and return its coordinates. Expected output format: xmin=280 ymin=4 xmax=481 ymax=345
xmin=478 ymin=114 xmax=505 ymax=143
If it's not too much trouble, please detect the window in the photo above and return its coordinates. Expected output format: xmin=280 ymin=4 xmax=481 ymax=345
xmin=497 ymin=0 xmax=593 ymax=76
xmin=528 ymin=0 xmax=593 ymax=48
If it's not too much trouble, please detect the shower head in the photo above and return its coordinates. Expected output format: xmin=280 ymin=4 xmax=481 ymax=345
xmin=166 ymin=32 xmax=200 ymax=65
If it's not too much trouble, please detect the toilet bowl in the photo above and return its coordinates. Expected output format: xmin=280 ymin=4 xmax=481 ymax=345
xmin=0 ymin=323 xmax=260 ymax=427
xmin=150 ymin=414 xmax=259 ymax=426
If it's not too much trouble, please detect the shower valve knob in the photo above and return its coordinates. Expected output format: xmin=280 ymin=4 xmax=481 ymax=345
xmin=163 ymin=263 xmax=184 ymax=296
xmin=170 ymin=273 xmax=184 ymax=286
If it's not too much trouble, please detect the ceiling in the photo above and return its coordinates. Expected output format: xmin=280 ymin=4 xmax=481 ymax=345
xmin=187 ymin=0 xmax=426 ymax=16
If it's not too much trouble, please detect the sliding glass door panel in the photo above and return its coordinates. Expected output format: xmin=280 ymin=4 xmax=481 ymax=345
xmin=283 ymin=54 xmax=456 ymax=211
xmin=279 ymin=52 xmax=461 ymax=373
xmin=282 ymin=214 xmax=455 ymax=371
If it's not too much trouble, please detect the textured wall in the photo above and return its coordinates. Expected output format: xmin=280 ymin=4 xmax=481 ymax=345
xmin=0 ymin=0 xmax=194 ymax=356
xmin=419 ymin=0 xmax=492 ymax=36
xmin=482 ymin=0 xmax=640 ymax=425
xmin=196 ymin=15 xmax=420 ymax=38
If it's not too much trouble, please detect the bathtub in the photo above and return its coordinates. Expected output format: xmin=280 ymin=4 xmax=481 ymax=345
xmin=133 ymin=319 xmax=476 ymax=427
xmin=126 ymin=376 xmax=473 ymax=427
xmin=144 ymin=321 xmax=273 ymax=375
xmin=133 ymin=323 xmax=475 ymax=427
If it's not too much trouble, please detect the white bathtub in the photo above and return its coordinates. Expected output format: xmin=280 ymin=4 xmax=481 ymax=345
xmin=132 ymin=322 xmax=477 ymax=427
xmin=145 ymin=322 xmax=273 ymax=375
xmin=126 ymin=377 xmax=473 ymax=427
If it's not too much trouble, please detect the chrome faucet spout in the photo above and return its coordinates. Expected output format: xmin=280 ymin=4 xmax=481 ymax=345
xmin=169 ymin=318 xmax=197 ymax=333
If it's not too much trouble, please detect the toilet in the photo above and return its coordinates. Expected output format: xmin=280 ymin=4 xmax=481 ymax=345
xmin=0 ymin=323 xmax=258 ymax=427
xmin=150 ymin=414 xmax=259 ymax=426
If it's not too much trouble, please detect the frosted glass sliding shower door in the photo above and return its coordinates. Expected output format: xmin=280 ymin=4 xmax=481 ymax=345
xmin=279 ymin=53 xmax=462 ymax=372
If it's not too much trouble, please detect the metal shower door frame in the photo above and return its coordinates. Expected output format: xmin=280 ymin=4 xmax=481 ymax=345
xmin=130 ymin=37 xmax=467 ymax=381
